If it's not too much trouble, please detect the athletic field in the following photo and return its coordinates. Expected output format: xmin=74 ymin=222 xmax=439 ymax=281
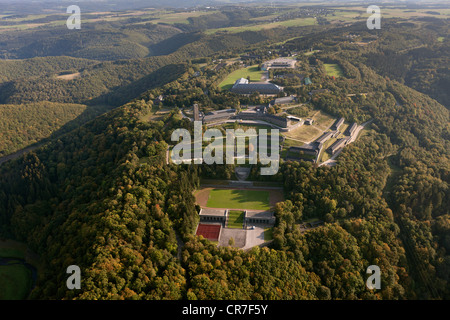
xmin=205 ymin=188 xmax=271 ymax=210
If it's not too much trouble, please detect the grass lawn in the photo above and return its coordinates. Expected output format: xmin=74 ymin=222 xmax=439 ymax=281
xmin=227 ymin=210 xmax=245 ymax=229
xmin=283 ymin=124 xmax=322 ymax=142
xmin=0 ymin=241 xmax=33 ymax=300
xmin=313 ymin=111 xmax=337 ymax=130
xmin=0 ymin=264 xmax=32 ymax=300
xmin=324 ymin=63 xmax=344 ymax=77
xmin=264 ymin=227 xmax=274 ymax=241
xmin=437 ymin=36 xmax=444 ymax=42
xmin=0 ymin=247 xmax=25 ymax=259
xmin=219 ymin=65 xmax=264 ymax=90
xmin=207 ymin=189 xmax=270 ymax=210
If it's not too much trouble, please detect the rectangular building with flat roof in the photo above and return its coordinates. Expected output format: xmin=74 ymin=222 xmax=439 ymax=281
xmin=332 ymin=117 xmax=345 ymax=131
xmin=315 ymin=131 xmax=334 ymax=144
xmin=347 ymin=123 xmax=358 ymax=137
xmin=328 ymin=138 xmax=349 ymax=155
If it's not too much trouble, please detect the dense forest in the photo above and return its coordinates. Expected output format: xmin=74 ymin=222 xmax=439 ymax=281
xmin=0 ymin=10 xmax=448 ymax=300
xmin=0 ymin=102 xmax=88 ymax=156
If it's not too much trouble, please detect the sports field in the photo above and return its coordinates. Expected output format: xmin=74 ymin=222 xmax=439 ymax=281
xmin=207 ymin=189 xmax=270 ymax=210
xmin=196 ymin=223 xmax=221 ymax=241
xmin=218 ymin=65 xmax=264 ymax=90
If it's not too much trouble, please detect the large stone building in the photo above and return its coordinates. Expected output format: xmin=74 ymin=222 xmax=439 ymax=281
xmin=202 ymin=108 xmax=236 ymax=125
xmin=262 ymin=58 xmax=297 ymax=70
xmin=244 ymin=210 xmax=276 ymax=226
xmin=230 ymin=78 xmax=283 ymax=96
xmin=347 ymin=123 xmax=358 ymax=137
xmin=332 ymin=117 xmax=345 ymax=131
xmin=328 ymin=137 xmax=349 ymax=155
xmin=237 ymin=105 xmax=289 ymax=128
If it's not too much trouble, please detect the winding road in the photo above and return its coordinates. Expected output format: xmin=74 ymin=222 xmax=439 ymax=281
xmin=0 ymin=144 xmax=42 ymax=167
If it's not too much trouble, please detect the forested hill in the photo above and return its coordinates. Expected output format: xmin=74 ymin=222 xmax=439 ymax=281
xmin=0 ymin=23 xmax=183 ymax=61
xmin=0 ymin=34 xmax=448 ymax=299
xmin=0 ymin=13 xmax=448 ymax=300
xmin=0 ymin=23 xmax=308 ymax=157
xmin=0 ymin=28 xmax=303 ymax=106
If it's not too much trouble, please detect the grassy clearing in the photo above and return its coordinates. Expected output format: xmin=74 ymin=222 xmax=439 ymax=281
xmin=0 ymin=264 xmax=32 ymax=300
xmin=0 ymin=240 xmax=33 ymax=300
xmin=56 ymin=72 xmax=81 ymax=81
xmin=219 ymin=65 xmax=263 ymax=90
xmin=313 ymin=111 xmax=336 ymax=130
xmin=324 ymin=63 xmax=344 ymax=77
xmin=207 ymin=189 xmax=270 ymax=210
xmin=0 ymin=248 xmax=25 ymax=259
xmin=283 ymin=125 xmax=322 ymax=142
xmin=227 ymin=210 xmax=245 ymax=229
xmin=319 ymin=136 xmax=337 ymax=163
xmin=264 ymin=227 xmax=274 ymax=241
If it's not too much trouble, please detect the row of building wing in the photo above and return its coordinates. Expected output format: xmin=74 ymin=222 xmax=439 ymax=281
xmin=230 ymin=77 xmax=283 ymax=96
xmin=288 ymin=118 xmax=360 ymax=161
xmin=194 ymin=103 xmax=297 ymax=130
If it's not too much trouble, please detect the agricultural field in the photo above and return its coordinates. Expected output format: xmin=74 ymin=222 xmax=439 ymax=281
xmin=206 ymin=17 xmax=316 ymax=34
xmin=218 ymin=65 xmax=264 ymax=90
xmin=145 ymin=10 xmax=218 ymax=25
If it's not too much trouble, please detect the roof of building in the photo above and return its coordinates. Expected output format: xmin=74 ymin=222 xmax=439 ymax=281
xmin=206 ymin=109 xmax=236 ymax=116
xmin=347 ymin=123 xmax=358 ymax=135
xmin=231 ymin=82 xmax=283 ymax=95
xmin=291 ymin=143 xmax=318 ymax=151
xmin=332 ymin=117 xmax=345 ymax=130
xmin=203 ymin=109 xmax=236 ymax=122
xmin=316 ymin=131 xmax=334 ymax=144
xmin=199 ymin=208 xmax=227 ymax=217
xmin=304 ymin=77 xmax=312 ymax=85
xmin=329 ymin=138 xmax=348 ymax=152
xmin=234 ymin=78 xmax=249 ymax=85
xmin=264 ymin=58 xmax=297 ymax=69
xmin=271 ymin=96 xmax=296 ymax=105
xmin=245 ymin=210 xmax=275 ymax=219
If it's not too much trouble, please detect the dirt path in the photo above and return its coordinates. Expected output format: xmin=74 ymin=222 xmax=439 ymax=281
xmin=0 ymin=144 xmax=42 ymax=167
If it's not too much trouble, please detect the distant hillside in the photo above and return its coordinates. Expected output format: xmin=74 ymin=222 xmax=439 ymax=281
xmin=0 ymin=56 xmax=99 ymax=83
xmin=0 ymin=23 xmax=183 ymax=60
xmin=0 ymin=28 xmax=299 ymax=106
xmin=0 ymin=102 xmax=89 ymax=156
